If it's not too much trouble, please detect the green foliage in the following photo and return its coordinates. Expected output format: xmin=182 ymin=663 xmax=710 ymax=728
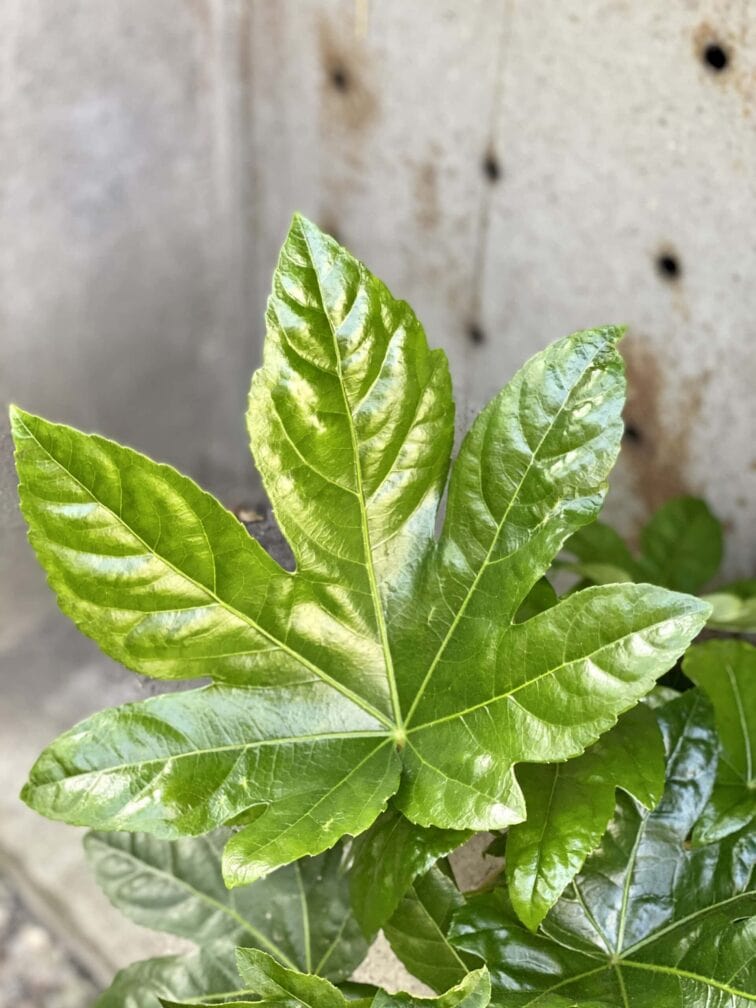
xmin=563 ymin=496 xmax=723 ymax=593
xmin=87 ymin=831 xmax=365 ymax=1006
xmin=704 ymin=578 xmax=756 ymax=633
xmin=231 ymin=949 xmax=490 ymax=1008
xmin=685 ymin=640 xmax=756 ymax=844
xmin=450 ymin=692 xmax=756 ymax=1006
xmin=349 ymin=809 xmax=468 ymax=936
xmin=12 ymin=215 xmax=744 ymax=1008
xmin=562 ymin=495 xmax=756 ymax=635
xmin=93 ymin=945 xmax=244 ymax=1008
xmin=383 ymin=867 xmax=470 ymax=993
xmin=12 ymin=215 xmax=707 ymax=895
xmin=504 ymin=703 xmax=665 ymax=931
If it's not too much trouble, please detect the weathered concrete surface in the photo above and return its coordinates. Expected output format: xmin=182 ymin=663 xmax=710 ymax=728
xmin=0 ymin=870 xmax=97 ymax=1008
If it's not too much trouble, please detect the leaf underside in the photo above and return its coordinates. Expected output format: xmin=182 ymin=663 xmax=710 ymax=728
xmin=85 ymin=830 xmax=366 ymax=981
xmin=13 ymin=215 xmax=709 ymax=886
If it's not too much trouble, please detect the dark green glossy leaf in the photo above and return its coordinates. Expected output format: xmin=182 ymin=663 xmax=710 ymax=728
xmin=450 ymin=691 xmax=756 ymax=1007
xmin=505 ymin=703 xmax=665 ymax=931
xmin=349 ymin=808 xmax=469 ymax=936
xmin=85 ymin=830 xmax=366 ymax=980
xmin=94 ymin=944 xmax=243 ymax=1008
xmin=14 ymin=219 xmax=708 ymax=888
xmin=637 ymin=497 xmax=722 ymax=593
xmin=384 ymin=867 xmax=469 ymax=993
xmin=685 ymin=640 xmax=756 ymax=844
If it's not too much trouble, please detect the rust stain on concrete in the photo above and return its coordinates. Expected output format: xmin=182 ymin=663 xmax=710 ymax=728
xmin=692 ymin=20 xmax=755 ymax=115
xmin=318 ymin=18 xmax=379 ymax=133
xmin=622 ymin=339 xmax=709 ymax=510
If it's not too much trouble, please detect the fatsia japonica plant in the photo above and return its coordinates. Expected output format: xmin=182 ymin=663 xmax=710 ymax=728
xmin=10 ymin=215 xmax=755 ymax=1007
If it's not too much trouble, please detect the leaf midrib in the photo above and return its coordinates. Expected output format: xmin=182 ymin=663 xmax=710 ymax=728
xmin=406 ymin=609 xmax=682 ymax=735
xmin=86 ymin=834 xmax=299 ymax=969
xmin=404 ymin=343 xmax=609 ymax=728
xmin=17 ymin=412 xmax=394 ymax=731
xmin=33 ymin=728 xmax=389 ymax=782
xmin=298 ymin=220 xmax=403 ymax=731
xmin=535 ymin=950 xmax=756 ymax=1003
xmin=405 ymin=882 xmax=469 ymax=977
xmin=619 ymin=889 xmax=756 ymax=958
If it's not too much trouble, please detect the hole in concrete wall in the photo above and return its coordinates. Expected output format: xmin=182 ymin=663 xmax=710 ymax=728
xmin=656 ymin=252 xmax=681 ymax=281
xmin=467 ymin=322 xmax=486 ymax=345
xmin=330 ymin=65 xmax=350 ymax=91
xmin=623 ymin=422 xmax=643 ymax=444
xmin=702 ymin=42 xmax=729 ymax=72
xmin=482 ymin=150 xmax=501 ymax=182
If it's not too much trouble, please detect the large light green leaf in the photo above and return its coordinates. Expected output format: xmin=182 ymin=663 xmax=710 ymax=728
xmin=384 ymin=867 xmax=470 ymax=994
xmin=450 ymin=691 xmax=756 ymax=1007
xmin=685 ymin=640 xmax=756 ymax=844
xmin=505 ymin=702 xmax=665 ymax=931
xmin=14 ymin=218 xmax=708 ymax=888
xmin=349 ymin=807 xmax=469 ymax=936
xmin=85 ymin=830 xmax=366 ymax=980
xmin=93 ymin=944 xmax=243 ymax=1008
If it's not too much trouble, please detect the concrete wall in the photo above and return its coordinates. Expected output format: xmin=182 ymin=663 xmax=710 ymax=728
xmin=3 ymin=1 xmax=755 ymax=567
xmin=1 ymin=0 xmax=754 ymax=991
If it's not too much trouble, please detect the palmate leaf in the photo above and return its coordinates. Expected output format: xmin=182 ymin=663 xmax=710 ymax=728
xmin=505 ymin=702 xmax=665 ymax=931
xmin=13 ymin=216 xmax=708 ymax=888
xmin=450 ymin=691 xmax=756 ymax=1007
xmin=685 ymin=640 xmax=756 ymax=844
xmin=84 ymin=830 xmax=366 ymax=980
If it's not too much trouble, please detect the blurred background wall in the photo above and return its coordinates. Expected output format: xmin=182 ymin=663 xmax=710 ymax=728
xmin=0 ymin=0 xmax=754 ymax=994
